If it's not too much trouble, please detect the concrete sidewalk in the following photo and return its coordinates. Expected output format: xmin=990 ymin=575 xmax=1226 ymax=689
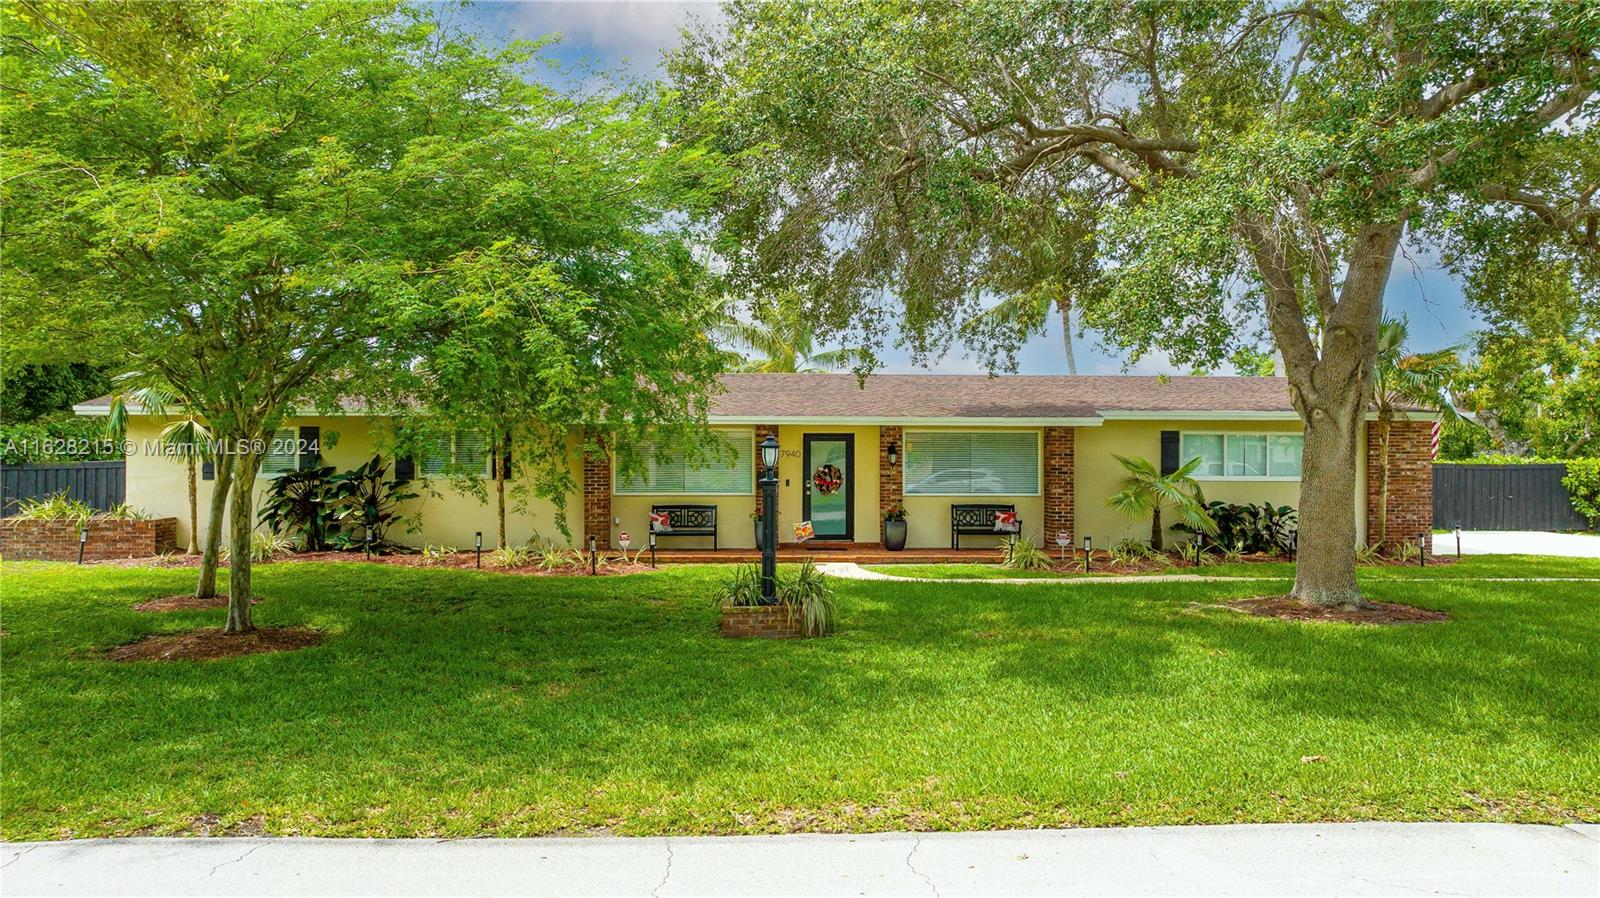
xmin=4 ymin=823 xmax=1596 ymax=896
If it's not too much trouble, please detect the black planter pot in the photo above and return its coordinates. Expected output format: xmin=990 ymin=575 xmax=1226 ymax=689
xmin=883 ymin=519 xmax=908 ymax=551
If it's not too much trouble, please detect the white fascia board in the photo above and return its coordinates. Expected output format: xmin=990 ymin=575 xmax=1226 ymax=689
xmin=708 ymin=415 xmax=1106 ymax=427
xmin=71 ymin=404 xmax=113 ymax=417
xmin=1096 ymin=410 xmax=1444 ymax=422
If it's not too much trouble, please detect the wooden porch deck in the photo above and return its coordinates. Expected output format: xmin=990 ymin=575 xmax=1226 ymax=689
xmin=644 ymin=543 xmax=1006 ymax=564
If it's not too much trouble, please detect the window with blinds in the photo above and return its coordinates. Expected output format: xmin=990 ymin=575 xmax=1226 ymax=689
xmin=261 ymin=429 xmax=300 ymax=475
xmin=613 ymin=430 xmax=754 ymax=495
xmin=1182 ymin=432 xmax=1303 ymax=479
xmin=904 ymin=431 xmax=1039 ymax=495
xmin=421 ymin=430 xmax=489 ymax=476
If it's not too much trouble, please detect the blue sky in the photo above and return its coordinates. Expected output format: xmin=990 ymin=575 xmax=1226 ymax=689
xmin=453 ymin=1 xmax=1482 ymax=376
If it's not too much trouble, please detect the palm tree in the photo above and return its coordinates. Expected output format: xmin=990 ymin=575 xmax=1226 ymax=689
xmin=1371 ymin=317 xmax=1464 ymax=546
xmin=975 ymin=289 xmax=1079 ymax=374
xmin=1105 ymin=455 xmax=1217 ymax=551
xmin=715 ymin=294 xmax=862 ymax=373
xmin=105 ymin=379 xmax=211 ymax=554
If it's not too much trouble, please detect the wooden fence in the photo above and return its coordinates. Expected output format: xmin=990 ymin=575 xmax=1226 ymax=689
xmin=0 ymin=461 xmax=126 ymax=517
xmin=1432 ymin=463 xmax=1589 ymax=531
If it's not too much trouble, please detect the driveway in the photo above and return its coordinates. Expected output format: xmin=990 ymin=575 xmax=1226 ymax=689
xmin=1452 ymin=530 xmax=1600 ymax=558
xmin=4 ymin=823 xmax=1596 ymax=896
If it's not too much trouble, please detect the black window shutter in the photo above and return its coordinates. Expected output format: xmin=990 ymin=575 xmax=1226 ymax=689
xmin=1160 ymin=431 xmax=1180 ymax=476
xmin=394 ymin=455 xmax=415 ymax=482
xmin=298 ymin=425 xmax=320 ymax=470
xmin=202 ymin=459 xmax=215 ymax=480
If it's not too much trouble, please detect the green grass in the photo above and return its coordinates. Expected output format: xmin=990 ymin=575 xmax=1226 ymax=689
xmin=867 ymin=554 xmax=1600 ymax=581
xmin=2 ymin=556 xmax=1596 ymax=839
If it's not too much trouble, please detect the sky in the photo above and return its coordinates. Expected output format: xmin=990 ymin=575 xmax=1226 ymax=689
xmin=453 ymin=0 xmax=1483 ymax=377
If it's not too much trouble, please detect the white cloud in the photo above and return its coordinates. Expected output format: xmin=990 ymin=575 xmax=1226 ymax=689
xmin=494 ymin=0 xmax=723 ymax=73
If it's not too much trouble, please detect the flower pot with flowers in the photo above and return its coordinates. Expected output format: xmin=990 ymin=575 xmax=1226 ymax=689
xmin=882 ymin=504 xmax=908 ymax=551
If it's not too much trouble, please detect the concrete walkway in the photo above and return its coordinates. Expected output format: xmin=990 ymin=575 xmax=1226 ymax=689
xmin=817 ymin=561 xmax=1599 ymax=585
xmin=1453 ymin=530 xmax=1600 ymax=557
xmin=4 ymin=824 xmax=1595 ymax=896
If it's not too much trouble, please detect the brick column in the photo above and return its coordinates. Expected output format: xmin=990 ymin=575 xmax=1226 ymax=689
xmin=1365 ymin=419 xmax=1434 ymax=551
xmin=1043 ymin=427 xmax=1076 ymax=545
xmin=878 ymin=425 xmax=904 ymax=541
xmin=583 ymin=446 xmax=611 ymax=549
xmin=754 ymin=424 xmax=779 ymax=517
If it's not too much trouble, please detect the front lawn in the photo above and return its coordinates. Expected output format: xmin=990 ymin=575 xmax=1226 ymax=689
xmin=2 ymin=557 xmax=1596 ymax=839
xmin=866 ymin=554 xmax=1600 ymax=580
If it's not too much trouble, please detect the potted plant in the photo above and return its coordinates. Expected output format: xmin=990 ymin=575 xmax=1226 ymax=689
xmin=882 ymin=503 xmax=908 ymax=551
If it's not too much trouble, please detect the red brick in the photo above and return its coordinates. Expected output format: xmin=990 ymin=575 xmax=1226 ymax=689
xmin=1366 ymin=420 xmax=1434 ymax=551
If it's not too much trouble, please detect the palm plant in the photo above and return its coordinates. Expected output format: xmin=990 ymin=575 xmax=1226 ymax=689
xmin=715 ymin=293 xmax=862 ymax=373
xmin=1105 ymin=454 xmax=1217 ymax=551
xmin=1371 ymin=317 xmax=1464 ymax=545
xmin=104 ymin=378 xmax=210 ymax=554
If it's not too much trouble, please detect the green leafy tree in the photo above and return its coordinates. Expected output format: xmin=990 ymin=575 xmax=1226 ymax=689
xmin=1369 ymin=318 xmax=1463 ymax=546
xmin=1105 ymin=455 xmax=1216 ymax=551
xmin=671 ymin=1 xmax=1598 ymax=608
xmin=104 ymin=382 xmax=213 ymax=558
xmin=3 ymin=3 xmax=726 ymax=631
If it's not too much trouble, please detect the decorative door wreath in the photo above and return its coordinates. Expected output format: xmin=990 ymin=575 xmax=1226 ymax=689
xmin=812 ymin=464 xmax=844 ymax=495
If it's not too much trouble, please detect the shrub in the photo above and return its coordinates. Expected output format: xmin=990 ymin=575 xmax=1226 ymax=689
xmin=489 ymin=545 xmax=536 ymax=568
xmin=719 ymin=559 xmax=837 ymax=636
xmin=999 ymin=534 xmax=1053 ymax=571
xmin=258 ymin=465 xmax=339 ymax=550
xmin=222 ymin=531 xmax=295 ymax=563
xmin=10 ymin=491 xmax=94 ymax=526
xmin=881 ymin=503 xmax=907 ymax=522
xmin=420 ymin=544 xmax=457 ymax=565
xmin=1562 ymin=459 xmax=1600 ymax=529
xmin=1179 ymin=501 xmax=1297 ymax=555
xmin=1110 ymin=538 xmax=1161 ymax=565
xmin=328 ymin=456 xmax=418 ymax=552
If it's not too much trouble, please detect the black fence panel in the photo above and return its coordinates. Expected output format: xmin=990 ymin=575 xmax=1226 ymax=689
xmin=1433 ymin=463 xmax=1589 ymax=531
xmin=0 ymin=461 xmax=126 ymax=517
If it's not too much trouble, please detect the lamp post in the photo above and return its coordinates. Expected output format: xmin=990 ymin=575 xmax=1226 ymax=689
xmin=77 ymin=527 xmax=89 ymax=565
xmin=475 ymin=531 xmax=483 ymax=568
xmin=1083 ymin=535 xmax=1092 ymax=573
xmin=759 ymin=434 xmax=779 ymax=605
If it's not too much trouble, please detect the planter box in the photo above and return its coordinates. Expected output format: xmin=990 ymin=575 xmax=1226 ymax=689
xmin=1 ymin=517 xmax=178 ymax=562
xmin=720 ymin=600 xmax=801 ymax=639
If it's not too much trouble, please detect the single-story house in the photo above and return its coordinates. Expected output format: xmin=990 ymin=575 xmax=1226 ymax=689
xmin=76 ymin=373 xmax=1436 ymax=553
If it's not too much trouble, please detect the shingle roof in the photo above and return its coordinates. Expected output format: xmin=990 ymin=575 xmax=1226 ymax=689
xmin=709 ymin=373 xmax=1299 ymax=420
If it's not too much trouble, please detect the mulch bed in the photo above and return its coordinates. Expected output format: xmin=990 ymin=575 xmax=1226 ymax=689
xmin=105 ymin=627 xmax=324 ymax=662
xmin=132 ymin=594 xmax=260 ymax=612
xmin=1226 ymin=595 xmax=1449 ymax=625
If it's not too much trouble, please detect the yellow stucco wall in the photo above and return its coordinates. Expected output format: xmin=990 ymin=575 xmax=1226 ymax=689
xmin=1074 ymin=418 xmax=1364 ymax=548
xmin=120 ymin=415 xmax=583 ymax=550
xmin=610 ymin=427 xmax=760 ymax=550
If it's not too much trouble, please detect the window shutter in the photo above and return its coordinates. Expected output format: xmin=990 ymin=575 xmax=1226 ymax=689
xmin=394 ymin=456 xmax=414 ymax=482
xmin=1160 ymin=431 xmax=1180 ymax=475
xmin=298 ymin=426 xmax=320 ymax=470
xmin=202 ymin=459 xmax=215 ymax=480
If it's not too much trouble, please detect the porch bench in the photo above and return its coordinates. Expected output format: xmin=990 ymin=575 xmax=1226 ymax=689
xmin=650 ymin=504 xmax=718 ymax=551
xmin=950 ymin=503 xmax=1021 ymax=549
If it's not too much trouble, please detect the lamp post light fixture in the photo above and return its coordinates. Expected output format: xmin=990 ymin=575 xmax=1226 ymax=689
xmin=1083 ymin=535 xmax=1092 ymax=573
xmin=77 ymin=527 xmax=89 ymax=565
xmin=648 ymin=529 xmax=656 ymax=568
xmin=589 ymin=534 xmax=598 ymax=575
xmin=1419 ymin=532 xmax=1427 ymax=567
xmin=475 ymin=531 xmax=483 ymax=568
xmin=759 ymin=434 xmax=780 ymax=605
xmin=1455 ymin=525 xmax=1462 ymax=558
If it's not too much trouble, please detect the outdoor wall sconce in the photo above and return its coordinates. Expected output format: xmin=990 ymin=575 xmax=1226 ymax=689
xmin=886 ymin=441 xmax=898 ymax=466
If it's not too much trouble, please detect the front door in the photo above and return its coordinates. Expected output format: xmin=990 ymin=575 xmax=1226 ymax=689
xmin=802 ymin=433 xmax=854 ymax=541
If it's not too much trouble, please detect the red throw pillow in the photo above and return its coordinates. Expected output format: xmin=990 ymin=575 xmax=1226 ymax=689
xmin=649 ymin=511 xmax=672 ymax=532
xmin=992 ymin=510 xmax=1019 ymax=532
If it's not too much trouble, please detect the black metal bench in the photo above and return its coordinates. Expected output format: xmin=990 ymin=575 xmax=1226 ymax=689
xmin=650 ymin=504 xmax=718 ymax=550
xmin=950 ymin=503 xmax=1021 ymax=549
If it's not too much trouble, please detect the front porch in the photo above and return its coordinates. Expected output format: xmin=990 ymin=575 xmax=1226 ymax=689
xmin=646 ymin=544 xmax=1016 ymax=564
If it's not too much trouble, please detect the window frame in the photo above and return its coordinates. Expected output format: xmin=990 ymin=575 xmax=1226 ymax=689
xmin=902 ymin=429 xmax=1042 ymax=497
xmin=259 ymin=428 xmax=302 ymax=478
xmin=612 ymin=428 xmax=756 ymax=497
xmin=1181 ymin=430 xmax=1304 ymax=481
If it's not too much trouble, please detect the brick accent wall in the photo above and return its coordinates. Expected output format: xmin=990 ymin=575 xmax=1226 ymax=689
xmin=754 ymin=423 xmax=779 ymax=518
xmin=1366 ymin=419 xmax=1434 ymax=551
xmin=878 ymin=425 xmax=904 ymax=541
xmin=582 ymin=447 xmax=611 ymax=549
xmin=720 ymin=602 xmax=802 ymax=638
xmin=1 ymin=517 xmax=178 ymax=561
xmin=1043 ymin=427 xmax=1076 ymax=545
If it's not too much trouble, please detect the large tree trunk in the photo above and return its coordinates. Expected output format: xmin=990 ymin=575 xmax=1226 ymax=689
xmin=224 ymin=450 xmax=263 ymax=635
xmin=185 ymin=456 xmax=199 ymax=555
xmin=1056 ymin=297 xmax=1077 ymax=375
xmin=195 ymin=451 xmax=235 ymax=599
xmin=1246 ymin=218 xmax=1404 ymax=610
